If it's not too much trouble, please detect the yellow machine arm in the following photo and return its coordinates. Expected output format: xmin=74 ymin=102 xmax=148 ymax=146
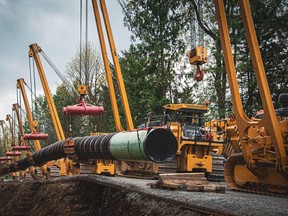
xmin=28 ymin=43 xmax=80 ymax=176
xmin=0 ymin=120 xmax=9 ymax=153
xmin=92 ymin=0 xmax=134 ymax=132
xmin=5 ymin=114 xmax=16 ymax=147
xmin=17 ymin=78 xmax=42 ymax=151
xmin=215 ymin=0 xmax=287 ymax=195
xmin=28 ymin=43 xmax=65 ymax=141
xmin=215 ymin=0 xmax=287 ymax=172
xmin=12 ymin=103 xmax=27 ymax=146
xmin=16 ymin=78 xmax=49 ymax=179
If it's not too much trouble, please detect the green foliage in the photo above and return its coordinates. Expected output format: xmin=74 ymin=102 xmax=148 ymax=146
xmin=119 ymin=0 xmax=193 ymax=123
xmin=239 ymin=0 xmax=288 ymax=114
xmin=120 ymin=0 xmax=287 ymax=120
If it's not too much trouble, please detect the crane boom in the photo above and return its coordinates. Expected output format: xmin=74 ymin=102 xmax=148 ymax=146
xmin=214 ymin=0 xmax=288 ymax=195
xmin=17 ymin=79 xmax=42 ymax=151
xmin=92 ymin=0 xmax=134 ymax=132
xmin=28 ymin=43 xmax=65 ymax=141
xmin=6 ymin=114 xmax=16 ymax=147
xmin=12 ymin=103 xmax=27 ymax=146
xmin=28 ymin=43 xmax=80 ymax=176
xmin=0 ymin=120 xmax=9 ymax=153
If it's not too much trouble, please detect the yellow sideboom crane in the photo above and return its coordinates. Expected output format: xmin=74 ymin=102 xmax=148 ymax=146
xmin=215 ymin=0 xmax=288 ymax=195
xmin=3 ymin=115 xmax=21 ymax=180
xmin=28 ymin=43 xmax=79 ymax=176
xmin=0 ymin=120 xmax=13 ymax=164
xmin=12 ymin=103 xmax=35 ymax=179
xmin=5 ymin=114 xmax=16 ymax=147
xmin=91 ymin=0 xmax=158 ymax=176
xmin=12 ymin=103 xmax=27 ymax=147
xmin=16 ymin=78 xmax=49 ymax=178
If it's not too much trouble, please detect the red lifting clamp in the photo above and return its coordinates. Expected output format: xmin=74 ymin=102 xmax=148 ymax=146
xmin=12 ymin=146 xmax=32 ymax=151
xmin=0 ymin=156 xmax=13 ymax=161
xmin=63 ymin=99 xmax=104 ymax=116
xmin=23 ymin=132 xmax=49 ymax=140
xmin=5 ymin=151 xmax=22 ymax=157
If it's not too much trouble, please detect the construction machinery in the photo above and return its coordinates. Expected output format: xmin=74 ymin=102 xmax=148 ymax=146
xmin=11 ymin=103 xmax=35 ymax=179
xmin=1 ymin=116 xmax=22 ymax=180
xmin=214 ymin=0 xmax=288 ymax=195
xmin=91 ymin=0 xmax=158 ymax=177
xmin=11 ymin=104 xmax=31 ymax=151
xmin=4 ymin=115 xmax=22 ymax=158
xmin=141 ymin=103 xmax=226 ymax=181
xmin=0 ymin=120 xmax=13 ymax=166
xmin=17 ymin=78 xmax=49 ymax=178
xmin=28 ymin=43 xmax=80 ymax=176
xmin=0 ymin=121 xmax=12 ymax=181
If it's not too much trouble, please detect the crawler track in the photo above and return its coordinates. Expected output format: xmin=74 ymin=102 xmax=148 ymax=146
xmin=224 ymin=153 xmax=288 ymax=197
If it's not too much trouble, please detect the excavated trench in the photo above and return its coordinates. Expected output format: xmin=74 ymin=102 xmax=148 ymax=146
xmin=1 ymin=174 xmax=287 ymax=216
xmin=0 ymin=177 xmax=207 ymax=216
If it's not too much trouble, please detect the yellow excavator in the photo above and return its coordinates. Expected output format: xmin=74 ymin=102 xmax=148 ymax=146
xmin=91 ymin=0 xmax=158 ymax=177
xmin=214 ymin=0 xmax=288 ymax=195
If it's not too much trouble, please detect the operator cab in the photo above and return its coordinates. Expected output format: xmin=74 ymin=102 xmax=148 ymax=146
xmin=163 ymin=104 xmax=209 ymax=140
xmin=255 ymin=93 xmax=288 ymax=120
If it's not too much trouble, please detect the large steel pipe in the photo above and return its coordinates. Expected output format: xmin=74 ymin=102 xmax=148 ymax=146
xmin=0 ymin=128 xmax=177 ymax=175
xmin=74 ymin=128 xmax=177 ymax=163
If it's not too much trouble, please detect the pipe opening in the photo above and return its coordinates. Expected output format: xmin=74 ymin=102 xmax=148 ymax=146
xmin=144 ymin=128 xmax=177 ymax=163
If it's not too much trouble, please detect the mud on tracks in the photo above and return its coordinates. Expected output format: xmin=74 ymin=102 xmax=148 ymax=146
xmin=0 ymin=177 xmax=207 ymax=216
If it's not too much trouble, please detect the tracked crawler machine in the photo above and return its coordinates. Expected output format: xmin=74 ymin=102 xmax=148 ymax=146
xmin=161 ymin=104 xmax=225 ymax=178
xmin=215 ymin=0 xmax=288 ymax=195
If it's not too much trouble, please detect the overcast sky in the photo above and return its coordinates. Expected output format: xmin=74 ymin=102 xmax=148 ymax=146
xmin=0 ymin=0 xmax=131 ymax=122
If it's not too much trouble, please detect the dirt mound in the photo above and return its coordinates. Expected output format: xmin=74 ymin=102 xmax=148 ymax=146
xmin=0 ymin=178 xmax=204 ymax=216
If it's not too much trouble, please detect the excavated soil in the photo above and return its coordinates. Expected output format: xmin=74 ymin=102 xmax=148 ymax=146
xmin=0 ymin=175 xmax=287 ymax=216
xmin=0 ymin=177 xmax=205 ymax=216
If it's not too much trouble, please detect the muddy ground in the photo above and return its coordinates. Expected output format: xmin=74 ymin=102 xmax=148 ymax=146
xmin=0 ymin=177 xmax=206 ymax=216
xmin=0 ymin=175 xmax=287 ymax=216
